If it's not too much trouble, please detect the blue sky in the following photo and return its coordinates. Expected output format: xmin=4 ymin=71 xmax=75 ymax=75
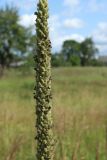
xmin=0 ymin=0 xmax=107 ymax=55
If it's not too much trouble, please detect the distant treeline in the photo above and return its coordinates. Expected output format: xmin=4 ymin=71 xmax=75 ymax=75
xmin=0 ymin=6 xmax=106 ymax=75
xmin=52 ymin=39 xmax=107 ymax=67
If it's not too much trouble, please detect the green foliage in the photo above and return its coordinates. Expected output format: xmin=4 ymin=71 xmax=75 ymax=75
xmin=62 ymin=40 xmax=80 ymax=62
xmin=88 ymin=59 xmax=104 ymax=66
xmin=0 ymin=6 xmax=32 ymax=68
xmin=52 ymin=53 xmax=65 ymax=67
xmin=59 ymin=37 xmax=99 ymax=67
xmin=80 ymin=38 xmax=98 ymax=66
xmin=70 ymin=55 xmax=81 ymax=66
xmin=29 ymin=35 xmax=37 ymax=55
xmin=34 ymin=0 xmax=54 ymax=159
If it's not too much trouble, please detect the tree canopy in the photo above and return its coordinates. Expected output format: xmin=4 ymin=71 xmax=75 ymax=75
xmin=0 ymin=5 xmax=100 ymax=70
xmin=0 ymin=6 xmax=32 ymax=69
xmin=62 ymin=40 xmax=80 ymax=62
xmin=60 ymin=37 xmax=99 ymax=66
xmin=80 ymin=38 xmax=98 ymax=66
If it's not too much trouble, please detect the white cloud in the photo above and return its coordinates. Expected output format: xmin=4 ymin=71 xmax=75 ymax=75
xmin=19 ymin=14 xmax=36 ymax=28
xmin=48 ymin=14 xmax=84 ymax=50
xmin=51 ymin=34 xmax=84 ymax=51
xmin=64 ymin=18 xmax=84 ymax=29
xmin=49 ymin=15 xmax=61 ymax=32
xmin=63 ymin=0 xmax=82 ymax=17
xmin=64 ymin=0 xmax=79 ymax=7
xmin=88 ymin=0 xmax=106 ymax=12
xmin=49 ymin=15 xmax=62 ymax=50
xmin=92 ymin=22 xmax=107 ymax=54
xmin=8 ymin=0 xmax=36 ymax=12
xmin=60 ymin=34 xmax=84 ymax=43
xmin=93 ymin=22 xmax=107 ymax=43
xmin=98 ymin=22 xmax=107 ymax=31
xmin=96 ymin=44 xmax=107 ymax=54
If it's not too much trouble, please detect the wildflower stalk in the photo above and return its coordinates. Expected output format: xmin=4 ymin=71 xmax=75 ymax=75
xmin=34 ymin=0 xmax=54 ymax=159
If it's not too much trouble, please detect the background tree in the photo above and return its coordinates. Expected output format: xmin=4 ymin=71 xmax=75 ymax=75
xmin=52 ymin=53 xmax=65 ymax=67
xmin=62 ymin=40 xmax=80 ymax=63
xmin=80 ymin=37 xmax=98 ymax=66
xmin=0 ymin=6 xmax=31 ymax=72
xmin=70 ymin=55 xmax=81 ymax=66
xmin=61 ymin=38 xmax=98 ymax=67
xmin=34 ymin=0 xmax=54 ymax=159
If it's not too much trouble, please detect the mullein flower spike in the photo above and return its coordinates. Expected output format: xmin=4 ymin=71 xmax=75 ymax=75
xmin=34 ymin=0 xmax=54 ymax=159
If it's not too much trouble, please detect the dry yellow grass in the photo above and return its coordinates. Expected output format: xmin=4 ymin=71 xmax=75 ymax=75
xmin=0 ymin=67 xmax=107 ymax=159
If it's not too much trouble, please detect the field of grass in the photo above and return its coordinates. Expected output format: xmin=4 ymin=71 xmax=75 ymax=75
xmin=0 ymin=67 xmax=107 ymax=160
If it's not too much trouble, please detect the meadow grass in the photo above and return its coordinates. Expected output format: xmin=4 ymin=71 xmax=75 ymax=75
xmin=0 ymin=67 xmax=107 ymax=160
